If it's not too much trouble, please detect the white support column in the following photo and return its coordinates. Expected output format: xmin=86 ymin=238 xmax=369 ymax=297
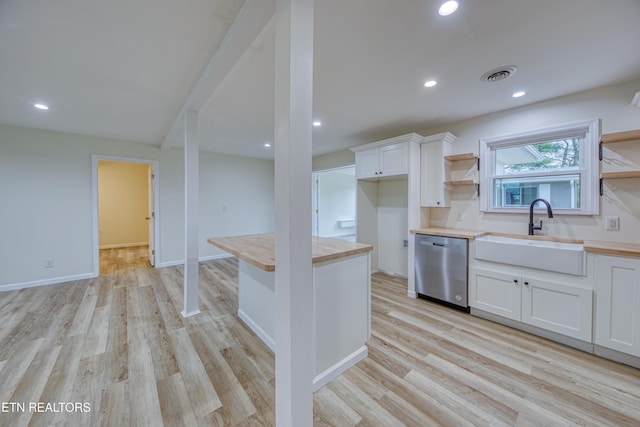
xmin=182 ymin=109 xmax=200 ymax=318
xmin=274 ymin=0 xmax=314 ymax=426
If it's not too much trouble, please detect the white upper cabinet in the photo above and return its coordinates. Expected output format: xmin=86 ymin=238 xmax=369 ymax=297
xmin=354 ymin=148 xmax=381 ymax=179
xmin=594 ymin=254 xmax=640 ymax=357
xmin=420 ymin=132 xmax=456 ymax=207
xmin=379 ymin=143 xmax=408 ymax=176
xmin=352 ymin=134 xmax=421 ymax=180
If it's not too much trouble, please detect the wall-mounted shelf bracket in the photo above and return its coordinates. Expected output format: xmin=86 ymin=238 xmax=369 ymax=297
xmin=599 ymin=141 xmax=603 ymax=161
xmin=600 ymin=177 xmax=604 ymax=196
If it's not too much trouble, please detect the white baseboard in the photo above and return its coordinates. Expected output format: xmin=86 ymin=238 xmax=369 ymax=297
xmin=0 ymin=272 xmax=98 ymax=292
xmin=407 ymin=290 xmax=417 ymax=298
xmin=199 ymin=254 xmax=233 ymax=262
xmin=155 ymin=253 xmax=233 ymax=268
xmin=238 ymin=309 xmax=276 ymax=352
xmin=99 ymin=242 xmax=149 ymax=249
xmin=313 ymin=346 xmax=368 ymax=392
xmin=181 ymin=309 xmax=201 ymax=318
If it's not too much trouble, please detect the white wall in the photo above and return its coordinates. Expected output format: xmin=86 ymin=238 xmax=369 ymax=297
xmin=199 ymin=151 xmax=274 ymax=259
xmin=419 ymin=79 xmax=640 ymax=243
xmin=0 ymin=124 xmax=274 ymax=288
xmin=377 ymin=179 xmax=408 ymax=277
xmin=356 ymin=180 xmax=378 ymax=271
xmin=316 ymin=169 xmax=356 ymax=238
xmin=312 ymin=150 xmax=354 ymax=171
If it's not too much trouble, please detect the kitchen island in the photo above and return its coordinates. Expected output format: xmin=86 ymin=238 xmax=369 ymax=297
xmin=207 ymin=233 xmax=373 ymax=391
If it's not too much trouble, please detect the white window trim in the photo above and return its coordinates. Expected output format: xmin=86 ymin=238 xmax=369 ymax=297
xmin=480 ymin=118 xmax=600 ymax=215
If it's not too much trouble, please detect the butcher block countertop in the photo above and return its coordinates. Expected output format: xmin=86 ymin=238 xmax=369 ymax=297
xmin=410 ymin=227 xmax=486 ymax=239
xmin=583 ymin=240 xmax=640 ymax=257
xmin=411 ymin=227 xmax=640 ymax=257
xmin=207 ymin=233 xmax=373 ymax=272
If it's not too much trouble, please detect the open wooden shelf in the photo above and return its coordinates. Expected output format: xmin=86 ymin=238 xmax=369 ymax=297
xmin=601 ymin=171 xmax=640 ymax=179
xmin=599 ymin=130 xmax=640 ymax=195
xmin=444 ymin=153 xmax=478 ymax=161
xmin=444 ymin=180 xmax=476 ymax=186
xmin=601 ymin=129 xmax=640 ymax=144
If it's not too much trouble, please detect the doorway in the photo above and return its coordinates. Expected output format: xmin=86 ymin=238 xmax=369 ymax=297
xmin=312 ymin=165 xmax=356 ymax=241
xmin=92 ymin=155 xmax=159 ymax=275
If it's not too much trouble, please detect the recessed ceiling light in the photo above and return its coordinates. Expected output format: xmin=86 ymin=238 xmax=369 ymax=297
xmin=313 ymin=121 xmax=322 ymax=127
xmin=424 ymin=80 xmax=437 ymax=88
xmin=439 ymin=1 xmax=459 ymax=16
xmin=264 ymin=143 xmax=271 ymax=148
xmin=512 ymin=91 xmax=526 ymax=98
xmin=34 ymin=103 xmax=49 ymax=110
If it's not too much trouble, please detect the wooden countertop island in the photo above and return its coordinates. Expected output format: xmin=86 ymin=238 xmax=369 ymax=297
xmin=208 ymin=233 xmax=373 ymax=391
xmin=207 ymin=233 xmax=373 ymax=271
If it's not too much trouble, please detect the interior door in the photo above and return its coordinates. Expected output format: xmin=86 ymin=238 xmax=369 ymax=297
xmin=148 ymin=164 xmax=156 ymax=266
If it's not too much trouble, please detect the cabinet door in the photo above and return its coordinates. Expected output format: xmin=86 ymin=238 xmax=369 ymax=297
xmin=379 ymin=143 xmax=408 ymax=177
xmin=470 ymin=268 xmax=521 ymax=320
xmin=420 ymin=140 xmax=449 ymax=207
xmin=355 ymin=148 xmax=380 ymax=179
xmin=595 ymin=255 xmax=640 ymax=357
xmin=521 ymin=278 xmax=592 ymax=341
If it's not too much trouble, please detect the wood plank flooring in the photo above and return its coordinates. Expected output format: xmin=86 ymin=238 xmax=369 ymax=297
xmin=1 ymin=246 xmax=639 ymax=426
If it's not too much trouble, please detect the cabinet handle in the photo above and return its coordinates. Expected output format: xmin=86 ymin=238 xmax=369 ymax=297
xmin=374 ymin=172 xmax=378 ymax=175
xmin=524 ymin=281 xmax=529 ymax=286
xmin=379 ymin=171 xmax=383 ymax=175
xmin=513 ymin=279 xmax=519 ymax=284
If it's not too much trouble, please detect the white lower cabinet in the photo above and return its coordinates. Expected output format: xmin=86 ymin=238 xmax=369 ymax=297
xmin=470 ymin=267 xmax=593 ymax=341
xmin=521 ymin=277 xmax=592 ymax=341
xmin=470 ymin=268 xmax=521 ymax=321
xmin=594 ymin=254 xmax=640 ymax=357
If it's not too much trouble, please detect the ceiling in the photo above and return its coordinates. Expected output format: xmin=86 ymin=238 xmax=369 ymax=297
xmin=2 ymin=0 xmax=640 ymax=160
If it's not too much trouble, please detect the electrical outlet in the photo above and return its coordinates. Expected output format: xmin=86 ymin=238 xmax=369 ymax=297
xmin=455 ymin=211 xmax=463 ymax=221
xmin=44 ymin=258 xmax=54 ymax=268
xmin=605 ymin=216 xmax=620 ymax=231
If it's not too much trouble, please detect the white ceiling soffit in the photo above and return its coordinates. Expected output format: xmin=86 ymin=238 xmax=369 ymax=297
xmin=161 ymin=0 xmax=276 ymax=150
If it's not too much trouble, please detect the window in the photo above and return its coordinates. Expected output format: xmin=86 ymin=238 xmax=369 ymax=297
xmin=480 ymin=119 xmax=600 ymax=215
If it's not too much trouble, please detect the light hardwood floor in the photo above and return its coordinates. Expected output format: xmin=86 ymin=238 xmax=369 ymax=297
xmin=0 ymin=246 xmax=639 ymax=426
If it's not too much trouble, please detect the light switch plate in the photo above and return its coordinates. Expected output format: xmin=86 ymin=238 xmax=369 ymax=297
xmin=605 ymin=216 xmax=620 ymax=230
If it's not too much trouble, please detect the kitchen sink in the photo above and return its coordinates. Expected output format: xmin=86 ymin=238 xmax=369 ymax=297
xmin=474 ymin=235 xmax=585 ymax=276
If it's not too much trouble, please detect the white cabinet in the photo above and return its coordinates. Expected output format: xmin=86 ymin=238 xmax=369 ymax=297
xmin=470 ymin=267 xmax=593 ymax=341
xmin=420 ymin=132 xmax=456 ymax=207
xmin=594 ymin=254 xmax=640 ymax=357
xmin=470 ymin=267 xmax=521 ymax=320
xmin=354 ymin=142 xmax=408 ymax=179
xmin=522 ymin=277 xmax=592 ymax=341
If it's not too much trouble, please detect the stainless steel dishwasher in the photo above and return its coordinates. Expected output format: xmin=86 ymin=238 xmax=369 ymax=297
xmin=415 ymin=234 xmax=468 ymax=310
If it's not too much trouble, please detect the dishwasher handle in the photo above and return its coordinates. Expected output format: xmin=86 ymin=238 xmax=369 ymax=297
xmin=418 ymin=239 xmax=450 ymax=249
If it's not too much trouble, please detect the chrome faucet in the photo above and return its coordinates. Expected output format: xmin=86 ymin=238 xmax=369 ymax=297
xmin=528 ymin=198 xmax=553 ymax=235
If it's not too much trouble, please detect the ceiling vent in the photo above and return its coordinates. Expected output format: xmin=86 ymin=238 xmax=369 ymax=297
xmin=481 ymin=66 xmax=517 ymax=82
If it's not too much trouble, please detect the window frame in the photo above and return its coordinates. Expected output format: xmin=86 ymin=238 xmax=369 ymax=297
xmin=479 ymin=119 xmax=600 ymax=215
